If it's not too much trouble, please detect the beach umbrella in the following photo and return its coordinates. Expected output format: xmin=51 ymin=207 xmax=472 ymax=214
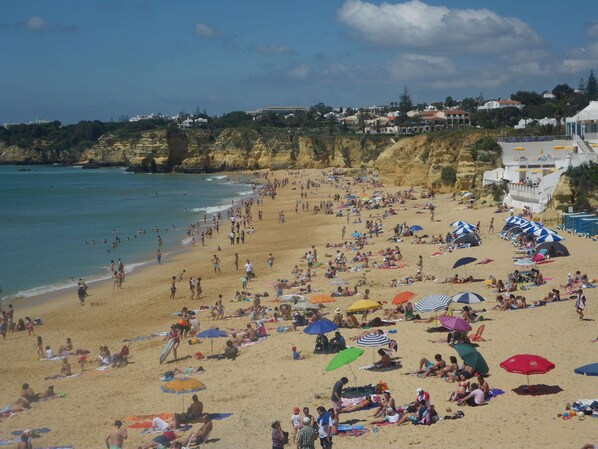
xmin=531 ymin=228 xmax=556 ymax=237
xmin=451 ymin=221 xmax=474 ymax=228
xmin=303 ymin=319 xmax=338 ymax=335
xmin=357 ymin=333 xmax=392 ymax=363
xmin=278 ymin=294 xmax=306 ymax=303
xmin=326 ymin=347 xmax=364 ymax=386
xmin=356 ymin=333 xmax=391 ymax=347
xmin=452 ymin=257 xmax=477 ymax=269
xmin=439 ymin=316 xmax=472 ymax=333
xmin=291 ymin=302 xmax=321 ymax=311
xmin=345 ymin=194 xmax=357 ymax=199
xmin=536 ymin=234 xmax=563 ymax=243
xmin=410 ymin=225 xmax=423 ymax=232
xmin=454 ymin=226 xmax=473 ymax=236
xmin=514 ymin=146 xmax=526 ymax=151
xmin=452 ymin=292 xmax=486 ymax=305
xmin=500 ymin=354 xmax=555 ymax=387
xmin=553 ymin=145 xmax=565 ymax=150
xmin=197 ymin=328 xmax=228 ymax=354
xmin=573 ymin=363 xmax=598 ymax=376
xmin=392 ymin=291 xmax=416 ymax=305
xmin=414 ymin=294 xmax=452 ymax=313
xmin=454 ymin=344 xmax=489 ymax=375
xmin=505 ymin=216 xmax=527 ymax=225
xmin=161 ymin=377 xmax=206 ymax=412
xmin=351 ymin=231 xmax=363 ymax=238
xmin=347 ymin=299 xmax=382 ymax=313
xmin=309 ymin=294 xmax=335 ymax=304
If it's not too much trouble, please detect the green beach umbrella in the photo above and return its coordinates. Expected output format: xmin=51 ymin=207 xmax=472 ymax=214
xmin=454 ymin=343 xmax=489 ymax=376
xmin=326 ymin=347 xmax=364 ymax=386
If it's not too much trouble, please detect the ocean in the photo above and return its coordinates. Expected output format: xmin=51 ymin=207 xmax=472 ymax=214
xmin=0 ymin=165 xmax=255 ymax=301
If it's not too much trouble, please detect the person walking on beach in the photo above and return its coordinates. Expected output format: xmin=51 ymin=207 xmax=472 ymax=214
xmin=195 ymin=277 xmax=202 ymax=298
xmin=575 ymin=289 xmax=587 ymax=320
xmin=267 ymin=253 xmax=275 ymax=270
xmin=170 ymin=276 xmax=177 ymax=299
xmin=105 ymin=420 xmax=127 ymax=449
xmin=341 ymin=225 xmax=346 ymax=241
xmin=212 ymin=255 xmax=221 ymax=274
xmin=488 ymin=218 xmax=494 ymax=234
xmin=234 ymin=253 xmax=239 ymax=271
xmin=245 ymin=259 xmax=254 ymax=282
xmin=77 ymin=280 xmax=87 ymax=306
xmin=189 ymin=277 xmax=196 ymax=300
xmin=156 ymin=249 xmax=162 ymax=265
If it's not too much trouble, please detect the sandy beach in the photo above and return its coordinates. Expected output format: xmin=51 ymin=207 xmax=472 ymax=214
xmin=1 ymin=168 xmax=597 ymax=449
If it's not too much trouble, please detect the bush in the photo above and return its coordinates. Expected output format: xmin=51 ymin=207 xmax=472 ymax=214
xmin=441 ymin=166 xmax=457 ymax=185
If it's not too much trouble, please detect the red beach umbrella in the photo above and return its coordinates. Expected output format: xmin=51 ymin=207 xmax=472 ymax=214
xmin=392 ymin=291 xmax=416 ymax=305
xmin=500 ymin=354 xmax=555 ymax=387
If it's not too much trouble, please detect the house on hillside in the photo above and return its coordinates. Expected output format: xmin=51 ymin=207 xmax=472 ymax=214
xmin=477 ymin=99 xmax=524 ymax=111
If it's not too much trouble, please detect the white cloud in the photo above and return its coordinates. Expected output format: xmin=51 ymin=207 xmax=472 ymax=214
xmin=248 ymin=44 xmax=293 ymax=55
xmin=287 ymin=63 xmax=311 ymax=80
xmin=585 ymin=21 xmax=598 ymax=39
xmin=26 ymin=16 xmax=51 ymax=30
xmin=387 ymin=54 xmax=457 ymax=81
xmin=195 ymin=23 xmax=221 ymax=39
xmin=337 ymin=0 xmax=544 ymax=54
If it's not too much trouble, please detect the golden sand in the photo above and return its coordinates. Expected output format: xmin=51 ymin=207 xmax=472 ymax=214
xmin=1 ymin=169 xmax=597 ymax=449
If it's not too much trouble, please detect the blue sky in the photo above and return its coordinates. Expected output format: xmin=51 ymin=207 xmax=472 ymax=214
xmin=2 ymin=0 xmax=598 ymax=124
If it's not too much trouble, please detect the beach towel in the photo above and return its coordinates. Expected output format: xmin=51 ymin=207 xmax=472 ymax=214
xmin=0 ymin=438 xmax=21 ymax=446
xmin=126 ymin=413 xmax=173 ymax=422
xmin=487 ymin=389 xmax=505 ymax=400
xmin=11 ymin=428 xmax=51 ymax=436
xmin=208 ymin=412 xmax=234 ymax=420
xmin=140 ymin=424 xmax=192 ymax=434
xmin=40 ymin=356 xmax=65 ymax=361
xmin=96 ymin=365 xmax=111 ymax=371
xmin=358 ymin=364 xmax=401 ymax=372
xmin=477 ymin=259 xmax=494 ymax=264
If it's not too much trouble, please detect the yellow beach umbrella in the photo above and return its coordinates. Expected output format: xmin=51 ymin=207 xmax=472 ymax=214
xmin=513 ymin=146 xmax=525 ymax=151
xmin=531 ymin=169 xmax=542 ymax=174
xmin=347 ymin=299 xmax=382 ymax=313
xmin=552 ymin=145 xmax=564 ymax=150
xmin=592 ymin=143 xmax=598 ymax=148
xmin=515 ymin=168 xmax=527 ymax=172
xmin=309 ymin=294 xmax=335 ymax=304
xmin=564 ymin=146 xmax=575 ymax=150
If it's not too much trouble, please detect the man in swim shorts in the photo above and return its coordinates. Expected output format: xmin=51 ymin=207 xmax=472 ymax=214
xmin=105 ymin=420 xmax=127 ymax=449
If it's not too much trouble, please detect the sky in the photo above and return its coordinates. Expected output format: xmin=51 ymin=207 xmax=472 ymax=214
xmin=2 ymin=0 xmax=598 ymax=124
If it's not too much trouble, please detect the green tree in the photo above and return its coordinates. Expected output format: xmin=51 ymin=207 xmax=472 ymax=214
xmin=551 ymin=96 xmax=569 ymax=132
xmin=398 ymin=87 xmax=413 ymax=122
xmin=552 ymin=83 xmax=574 ymax=99
xmin=460 ymin=97 xmax=478 ymax=114
xmin=586 ymin=69 xmax=598 ymax=100
xmin=444 ymin=96 xmax=456 ymax=107
xmin=440 ymin=166 xmax=457 ymax=185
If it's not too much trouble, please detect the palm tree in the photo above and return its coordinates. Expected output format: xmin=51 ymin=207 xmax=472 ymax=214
xmin=551 ymin=96 xmax=568 ymax=133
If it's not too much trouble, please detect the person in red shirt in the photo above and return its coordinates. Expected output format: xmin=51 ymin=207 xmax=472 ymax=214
xmin=415 ymin=387 xmax=430 ymax=406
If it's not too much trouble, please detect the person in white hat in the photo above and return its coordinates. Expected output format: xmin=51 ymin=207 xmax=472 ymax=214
xmin=415 ymin=387 xmax=430 ymax=406
xmin=332 ymin=308 xmax=343 ymax=328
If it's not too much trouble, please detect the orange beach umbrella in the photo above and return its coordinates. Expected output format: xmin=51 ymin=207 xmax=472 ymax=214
xmin=392 ymin=291 xmax=416 ymax=305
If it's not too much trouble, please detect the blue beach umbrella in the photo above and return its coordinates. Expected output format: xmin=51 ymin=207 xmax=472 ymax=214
xmin=303 ymin=319 xmax=338 ymax=335
xmin=351 ymin=231 xmax=363 ymax=238
xmin=454 ymin=226 xmax=473 ymax=236
xmin=414 ymin=294 xmax=452 ymax=313
xmin=532 ymin=228 xmax=556 ymax=236
xmin=197 ymin=328 xmax=228 ymax=354
xmin=536 ymin=234 xmax=564 ymax=243
xmin=410 ymin=225 xmax=423 ymax=232
xmin=574 ymin=363 xmax=598 ymax=376
xmin=453 ymin=292 xmax=486 ymax=304
xmin=356 ymin=333 xmax=391 ymax=347
xmin=453 ymin=257 xmax=477 ymax=269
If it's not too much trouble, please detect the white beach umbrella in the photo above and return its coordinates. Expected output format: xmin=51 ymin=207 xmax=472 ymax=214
xmin=452 ymin=292 xmax=486 ymax=304
xmin=414 ymin=294 xmax=452 ymax=313
xmin=356 ymin=333 xmax=391 ymax=347
xmin=454 ymin=226 xmax=473 ymax=235
xmin=451 ymin=221 xmax=474 ymax=228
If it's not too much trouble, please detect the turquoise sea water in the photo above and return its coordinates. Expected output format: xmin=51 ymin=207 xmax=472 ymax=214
xmin=0 ymin=165 xmax=255 ymax=301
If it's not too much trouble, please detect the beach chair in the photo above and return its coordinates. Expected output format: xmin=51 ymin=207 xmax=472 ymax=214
xmin=468 ymin=324 xmax=486 ymax=342
xmin=112 ymin=345 xmax=131 ymax=368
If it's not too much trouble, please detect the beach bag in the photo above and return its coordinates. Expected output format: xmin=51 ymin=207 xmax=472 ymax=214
xmin=282 ymin=431 xmax=289 ymax=444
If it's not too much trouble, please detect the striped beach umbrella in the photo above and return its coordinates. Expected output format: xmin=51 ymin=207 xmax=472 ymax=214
xmin=536 ymin=234 xmax=564 ymax=243
xmin=452 ymin=292 xmax=486 ymax=304
xmin=451 ymin=221 xmax=474 ymax=228
xmin=505 ymin=216 xmax=527 ymax=225
xmin=414 ymin=294 xmax=452 ymax=313
xmin=356 ymin=333 xmax=391 ymax=347
xmin=454 ymin=226 xmax=473 ymax=235
xmin=532 ymin=228 xmax=556 ymax=236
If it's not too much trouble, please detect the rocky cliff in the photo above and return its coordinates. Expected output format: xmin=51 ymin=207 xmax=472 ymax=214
xmin=374 ymin=131 xmax=500 ymax=192
xmin=0 ymin=127 xmax=500 ymax=190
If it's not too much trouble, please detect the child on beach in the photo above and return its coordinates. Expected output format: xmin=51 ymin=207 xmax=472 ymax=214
xmin=292 ymin=346 xmax=304 ymax=360
xmin=291 ymin=407 xmax=302 ymax=441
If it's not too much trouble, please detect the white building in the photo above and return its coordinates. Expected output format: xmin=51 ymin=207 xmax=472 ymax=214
xmin=477 ymin=99 xmax=524 ymax=111
xmin=566 ymin=101 xmax=598 ymax=144
xmin=514 ymin=117 xmax=557 ymax=129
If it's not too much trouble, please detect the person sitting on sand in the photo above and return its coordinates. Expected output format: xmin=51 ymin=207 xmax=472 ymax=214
xmin=457 ymin=383 xmax=486 ymax=407
xmin=174 ymin=394 xmax=209 ymax=427
xmin=98 ymin=346 xmax=112 ymax=365
xmin=343 ymin=312 xmax=359 ymax=328
xmin=39 ymin=385 xmax=55 ymax=399
xmin=59 ymin=337 xmax=74 ymax=356
xmin=415 ymin=354 xmax=446 ymax=377
xmin=373 ymin=390 xmax=396 ymax=418
xmin=171 ymin=365 xmax=205 ymax=376
xmin=477 ymin=375 xmax=490 ymax=398
xmin=21 ymin=384 xmax=39 ymax=403
xmin=337 ymin=395 xmax=373 ymax=414
xmin=329 ymin=331 xmax=346 ymax=353
xmin=45 ymin=358 xmax=72 ymax=380
xmin=448 ymin=381 xmax=469 ymax=402
xmin=245 ymin=323 xmax=258 ymax=342
xmin=395 ymin=401 xmax=428 ymax=426
xmin=138 ymin=428 xmax=180 ymax=449
xmin=435 ymin=356 xmax=459 ymax=378
xmin=224 ymin=340 xmax=239 ymax=360
xmin=332 ymin=308 xmax=343 ymax=327
xmin=16 ymin=434 xmax=32 ymax=449
xmin=374 ymin=348 xmax=393 ymax=369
